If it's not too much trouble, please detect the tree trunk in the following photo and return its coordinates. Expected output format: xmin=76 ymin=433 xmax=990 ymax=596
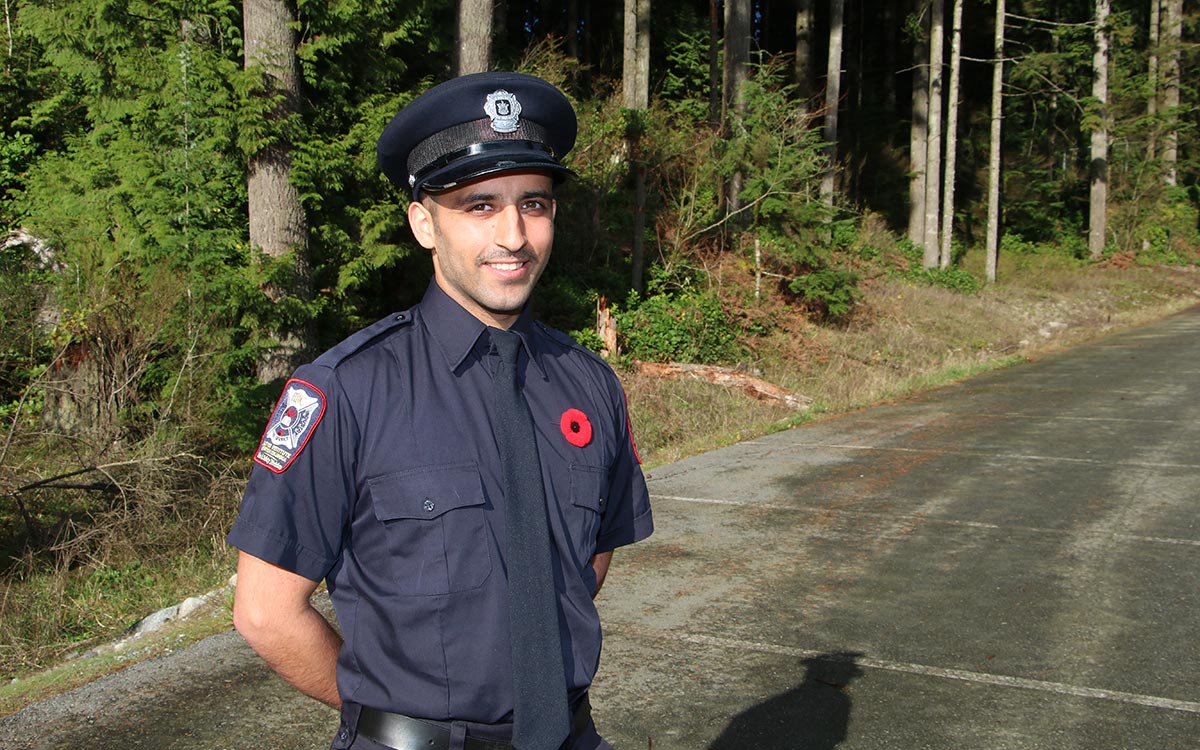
xmin=985 ymin=0 xmax=1005 ymax=284
xmin=922 ymin=0 xmax=945 ymax=269
xmin=1088 ymin=0 xmax=1109 ymax=260
xmin=1162 ymin=0 xmax=1181 ymax=186
xmin=795 ymin=0 xmax=814 ymax=103
xmin=938 ymin=0 xmax=964 ymax=269
xmin=908 ymin=0 xmax=929 ymax=247
xmin=622 ymin=0 xmax=650 ymax=109
xmin=244 ymin=0 xmax=313 ymax=384
xmin=848 ymin=1 xmax=864 ymax=201
xmin=723 ymin=0 xmax=752 ymax=218
xmin=708 ymin=0 xmax=721 ymax=125
xmin=566 ymin=0 xmax=579 ymax=60
xmin=624 ymin=0 xmax=650 ymax=291
xmin=1147 ymin=0 xmax=1160 ymax=163
xmin=455 ymin=0 xmax=493 ymax=75
xmin=819 ymin=0 xmax=845 ymax=206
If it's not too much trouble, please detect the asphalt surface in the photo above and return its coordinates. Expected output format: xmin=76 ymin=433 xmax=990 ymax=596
xmin=3 ymin=306 xmax=1200 ymax=749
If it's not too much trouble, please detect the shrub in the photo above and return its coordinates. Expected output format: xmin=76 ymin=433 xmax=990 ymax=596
xmin=619 ymin=288 xmax=742 ymax=364
xmin=904 ymin=266 xmax=984 ymax=294
xmin=788 ymin=268 xmax=862 ymax=321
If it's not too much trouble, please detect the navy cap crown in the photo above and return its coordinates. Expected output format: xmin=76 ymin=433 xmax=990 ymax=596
xmin=377 ymin=72 xmax=577 ymax=200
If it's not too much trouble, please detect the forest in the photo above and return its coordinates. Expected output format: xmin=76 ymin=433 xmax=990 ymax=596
xmin=0 ymin=0 xmax=1197 ymax=679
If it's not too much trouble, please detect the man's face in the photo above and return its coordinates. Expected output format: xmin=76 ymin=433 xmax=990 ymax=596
xmin=408 ymin=172 xmax=556 ymax=329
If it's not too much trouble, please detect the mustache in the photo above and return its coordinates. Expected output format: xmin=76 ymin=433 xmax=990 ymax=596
xmin=478 ymin=249 xmax=536 ymax=264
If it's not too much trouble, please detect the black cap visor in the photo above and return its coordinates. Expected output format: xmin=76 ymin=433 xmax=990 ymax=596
xmin=414 ymin=144 xmax=576 ymax=198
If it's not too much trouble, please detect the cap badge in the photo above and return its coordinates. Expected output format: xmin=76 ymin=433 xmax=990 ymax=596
xmin=484 ymin=89 xmax=522 ymax=133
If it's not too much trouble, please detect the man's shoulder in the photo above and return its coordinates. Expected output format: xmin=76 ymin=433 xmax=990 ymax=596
xmin=534 ymin=321 xmax=609 ymax=368
xmin=532 ymin=321 xmax=627 ymax=399
xmin=312 ymin=311 xmax=416 ymax=372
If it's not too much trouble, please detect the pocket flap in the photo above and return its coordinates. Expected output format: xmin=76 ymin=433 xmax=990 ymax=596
xmin=569 ymin=463 xmax=608 ymax=513
xmin=368 ymin=462 xmax=485 ymax=522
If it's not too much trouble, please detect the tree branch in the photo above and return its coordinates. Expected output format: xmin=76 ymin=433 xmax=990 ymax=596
xmin=4 ymin=454 xmax=204 ymax=498
xmin=635 ymin=361 xmax=813 ymax=411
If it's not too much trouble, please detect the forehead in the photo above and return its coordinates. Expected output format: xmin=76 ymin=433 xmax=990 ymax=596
xmin=427 ymin=171 xmax=556 ymax=206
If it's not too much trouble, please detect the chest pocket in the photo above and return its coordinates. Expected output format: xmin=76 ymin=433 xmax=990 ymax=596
xmin=567 ymin=464 xmax=609 ymax=565
xmin=368 ymin=462 xmax=492 ymax=596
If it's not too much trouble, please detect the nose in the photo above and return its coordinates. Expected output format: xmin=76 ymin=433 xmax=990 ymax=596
xmin=493 ymin=204 xmax=526 ymax=252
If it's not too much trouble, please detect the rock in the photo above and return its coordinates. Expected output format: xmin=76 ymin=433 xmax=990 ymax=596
xmin=129 ymin=605 xmax=179 ymax=637
xmin=178 ymin=596 xmax=206 ymax=619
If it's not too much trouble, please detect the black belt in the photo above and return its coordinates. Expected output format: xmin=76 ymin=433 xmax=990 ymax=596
xmin=356 ymin=695 xmax=592 ymax=750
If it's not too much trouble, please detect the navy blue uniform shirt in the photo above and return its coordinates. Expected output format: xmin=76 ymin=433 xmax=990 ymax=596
xmin=228 ymin=281 xmax=654 ymax=723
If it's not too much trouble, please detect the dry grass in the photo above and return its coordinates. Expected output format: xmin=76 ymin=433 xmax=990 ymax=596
xmin=625 ymin=251 xmax=1200 ymax=468
xmin=0 ymin=437 xmax=244 ymax=679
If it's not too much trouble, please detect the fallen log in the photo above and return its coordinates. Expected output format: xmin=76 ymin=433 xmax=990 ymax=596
xmin=634 ymin=361 xmax=813 ymax=411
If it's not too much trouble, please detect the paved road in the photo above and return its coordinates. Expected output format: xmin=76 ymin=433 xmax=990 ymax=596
xmin=4 ymin=307 xmax=1200 ymax=749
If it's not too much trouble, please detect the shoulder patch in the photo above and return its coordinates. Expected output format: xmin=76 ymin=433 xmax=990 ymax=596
xmin=254 ymin=379 xmax=327 ymax=473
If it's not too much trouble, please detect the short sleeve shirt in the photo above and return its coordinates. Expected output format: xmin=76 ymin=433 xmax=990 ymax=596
xmin=227 ymin=280 xmax=654 ymax=723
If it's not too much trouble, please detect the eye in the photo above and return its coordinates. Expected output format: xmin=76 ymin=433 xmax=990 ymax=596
xmin=521 ymin=199 xmax=549 ymax=213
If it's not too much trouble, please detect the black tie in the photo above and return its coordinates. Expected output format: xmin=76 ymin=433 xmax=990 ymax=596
xmin=491 ymin=328 xmax=570 ymax=750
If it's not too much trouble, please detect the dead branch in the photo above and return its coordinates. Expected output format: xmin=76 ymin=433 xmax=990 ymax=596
xmin=4 ymin=453 xmax=205 ymax=497
xmin=635 ymin=361 xmax=813 ymax=411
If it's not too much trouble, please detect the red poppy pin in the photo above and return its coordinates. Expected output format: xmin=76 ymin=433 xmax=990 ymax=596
xmin=560 ymin=408 xmax=593 ymax=448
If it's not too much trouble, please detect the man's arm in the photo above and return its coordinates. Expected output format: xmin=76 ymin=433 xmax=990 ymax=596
xmin=232 ymin=551 xmax=343 ymax=709
xmin=590 ymin=550 xmax=614 ymax=598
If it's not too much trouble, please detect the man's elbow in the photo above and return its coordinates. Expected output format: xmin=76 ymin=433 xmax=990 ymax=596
xmin=232 ymin=551 xmax=316 ymax=642
xmin=232 ymin=591 xmax=272 ymax=644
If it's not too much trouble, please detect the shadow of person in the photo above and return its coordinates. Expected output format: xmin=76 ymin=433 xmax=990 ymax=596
xmin=706 ymin=651 xmax=865 ymax=750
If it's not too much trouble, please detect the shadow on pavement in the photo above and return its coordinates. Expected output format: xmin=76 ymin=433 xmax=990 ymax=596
xmin=706 ymin=652 xmax=865 ymax=750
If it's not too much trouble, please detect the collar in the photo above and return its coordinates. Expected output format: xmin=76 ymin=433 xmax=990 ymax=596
xmin=418 ymin=279 xmax=546 ymax=379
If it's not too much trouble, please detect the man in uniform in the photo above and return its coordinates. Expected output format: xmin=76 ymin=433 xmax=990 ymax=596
xmin=228 ymin=72 xmax=654 ymax=750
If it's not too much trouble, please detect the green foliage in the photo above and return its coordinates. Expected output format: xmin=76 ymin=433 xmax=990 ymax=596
xmin=904 ymin=266 xmax=984 ymax=295
xmin=532 ymin=274 xmax=605 ymax=338
xmin=648 ymin=55 xmax=850 ymax=319
xmin=891 ymin=237 xmax=982 ymax=294
xmin=788 ymin=269 xmax=862 ymax=320
xmin=568 ymin=327 xmax=606 ymax=355
xmin=649 ymin=58 xmax=829 ymax=261
xmin=9 ymin=0 xmax=448 ymax=456
xmin=291 ymin=0 xmax=444 ymax=321
xmin=998 ymin=232 xmax=1042 ymax=256
xmin=659 ymin=18 xmax=713 ymax=122
xmin=619 ymin=282 xmax=742 ymax=365
xmin=732 ymin=63 xmax=831 ymax=258
xmin=12 ymin=0 xmax=258 ymax=453
xmin=1126 ymin=187 xmax=1200 ymax=265
xmin=998 ymin=231 xmax=1088 ymax=260
xmin=0 ymin=132 xmax=36 ymax=225
xmin=0 ymin=240 xmax=51 ymax=416
xmin=997 ymin=4 xmax=1200 ymax=255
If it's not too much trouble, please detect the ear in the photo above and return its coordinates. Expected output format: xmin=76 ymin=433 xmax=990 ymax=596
xmin=407 ymin=200 xmax=436 ymax=250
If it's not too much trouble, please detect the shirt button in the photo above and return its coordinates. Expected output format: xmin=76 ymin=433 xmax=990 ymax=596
xmin=423 ymin=499 xmax=435 ymax=512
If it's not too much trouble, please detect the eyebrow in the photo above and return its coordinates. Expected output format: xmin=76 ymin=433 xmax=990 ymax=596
xmin=449 ymin=188 xmax=554 ymax=207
